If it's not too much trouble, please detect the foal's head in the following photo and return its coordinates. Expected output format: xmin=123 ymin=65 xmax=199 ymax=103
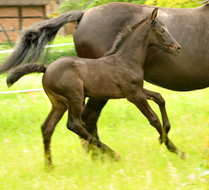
xmin=148 ymin=8 xmax=181 ymax=56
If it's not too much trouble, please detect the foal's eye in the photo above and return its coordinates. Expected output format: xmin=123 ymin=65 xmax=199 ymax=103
xmin=160 ymin=29 xmax=165 ymax=34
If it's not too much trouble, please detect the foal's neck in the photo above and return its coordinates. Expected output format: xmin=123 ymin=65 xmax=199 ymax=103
xmin=116 ymin=21 xmax=151 ymax=66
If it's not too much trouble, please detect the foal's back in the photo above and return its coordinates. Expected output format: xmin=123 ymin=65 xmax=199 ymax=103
xmin=42 ymin=56 xmax=142 ymax=100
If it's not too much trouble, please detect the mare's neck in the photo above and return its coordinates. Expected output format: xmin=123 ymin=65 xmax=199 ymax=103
xmin=116 ymin=21 xmax=151 ymax=66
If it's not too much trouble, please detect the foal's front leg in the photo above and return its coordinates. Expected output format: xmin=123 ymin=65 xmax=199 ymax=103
xmin=81 ymin=90 xmax=170 ymax=147
xmin=143 ymin=89 xmax=171 ymax=134
xmin=127 ymin=88 xmax=167 ymax=143
xmin=127 ymin=87 xmax=185 ymax=158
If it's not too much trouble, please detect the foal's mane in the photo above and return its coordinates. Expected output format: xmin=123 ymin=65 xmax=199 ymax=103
xmin=104 ymin=15 xmax=150 ymax=56
xmin=201 ymin=0 xmax=209 ymax=4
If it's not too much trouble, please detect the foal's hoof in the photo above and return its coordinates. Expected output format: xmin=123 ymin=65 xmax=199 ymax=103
xmin=113 ymin=152 xmax=122 ymax=162
xmin=104 ymin=151 xmax=122 ymax=162
xmin=89 ymin=149 xmax=121 ymax=162
xmin=45 ymin=163 xmax=54 ymax=171
xmin=178 ymin=151 xmax=189 ymax=160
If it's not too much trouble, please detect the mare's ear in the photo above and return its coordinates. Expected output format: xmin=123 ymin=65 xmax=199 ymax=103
xmin=150 ymin=8 xmax=159 ymax=22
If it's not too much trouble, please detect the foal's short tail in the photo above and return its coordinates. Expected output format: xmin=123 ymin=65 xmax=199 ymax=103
xmin=7 ymin=64 xmax=46 ymax=87
xmin=0 ymin=11 xmax=84 ymax=74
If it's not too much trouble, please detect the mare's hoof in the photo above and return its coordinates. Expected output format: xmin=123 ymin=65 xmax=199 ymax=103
xmin=158 ymin=136 xmax=163 ymax=144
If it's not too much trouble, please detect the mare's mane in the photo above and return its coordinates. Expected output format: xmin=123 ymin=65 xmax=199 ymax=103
xmin=104 ymin=15 xmax=150 ymax=56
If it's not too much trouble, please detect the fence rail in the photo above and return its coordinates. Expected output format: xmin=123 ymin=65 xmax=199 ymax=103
xmin=0 ymin=43 xmax=74 ymax=94
xmin=0 ymin=43 xmax=74 ymax=54
xmin=0 ymin=89 xmax=44 ymax=94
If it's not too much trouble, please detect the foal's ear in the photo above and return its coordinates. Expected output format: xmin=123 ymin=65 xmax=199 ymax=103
xmin=150 ymin=8 xmax=159 ymax=22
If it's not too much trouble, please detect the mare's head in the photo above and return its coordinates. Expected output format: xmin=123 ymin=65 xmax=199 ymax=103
xmin=148 ymin=8 xmax=181 ymax=56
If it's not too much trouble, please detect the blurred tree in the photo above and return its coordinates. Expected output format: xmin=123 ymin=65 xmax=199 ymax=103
xmin=145 ymin=0 xmax=203 ymax=8
xmin=59 ymin=0 xmax=146 ymax=12
xmin=58 ymin=0 xmax=204 ymax=13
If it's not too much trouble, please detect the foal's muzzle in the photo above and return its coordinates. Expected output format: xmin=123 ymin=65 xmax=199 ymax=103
xmin=170 ymin=43 xmax=181 ymax=56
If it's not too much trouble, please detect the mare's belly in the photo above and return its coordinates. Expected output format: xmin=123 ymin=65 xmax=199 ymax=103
xmin=144 ymin=48 xmax=209 ymax=91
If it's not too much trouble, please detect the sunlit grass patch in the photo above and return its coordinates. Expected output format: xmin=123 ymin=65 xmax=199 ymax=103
xmin=0 ymin=75 xmax=209 ymax=189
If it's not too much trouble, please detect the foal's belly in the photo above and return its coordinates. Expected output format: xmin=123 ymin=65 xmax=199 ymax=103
xmin=84 ymin=82 xmax=124 ymax=99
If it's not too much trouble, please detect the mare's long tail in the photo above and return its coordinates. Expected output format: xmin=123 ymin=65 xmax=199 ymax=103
xmin=7 ymin=64 xmax=46 ymax=87
xmin=0 ymin=11 xmax=84 ymax=74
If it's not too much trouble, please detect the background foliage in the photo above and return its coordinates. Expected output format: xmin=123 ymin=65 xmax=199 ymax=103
xmin=59 ymin=0 xmax=203 ymax=13
xmin=59 ymin=0 xmax=146 ymax=12
xmin=145 ymin=0 xmax=203 ymax=8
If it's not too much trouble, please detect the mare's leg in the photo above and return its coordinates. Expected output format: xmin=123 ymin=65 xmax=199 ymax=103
xmin=144 ymin=89 xmax=170 ymax=135
xmin=127 ymin=88 xmax=185 ymax=158
xmin=82 ymin=98 xmax=108 ymax=139
xmin=41 ymin=95 xmax=67 ymax=167
xmin=81 ymin=98 xmax=108 ymax=153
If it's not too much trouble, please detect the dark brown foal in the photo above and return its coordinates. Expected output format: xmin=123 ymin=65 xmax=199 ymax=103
xmin=7 ymin=8 xmax=184 ymax=166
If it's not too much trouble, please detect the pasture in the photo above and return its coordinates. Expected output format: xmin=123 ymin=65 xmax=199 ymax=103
xmin=0 ymin=73 xmax=209 ymax=189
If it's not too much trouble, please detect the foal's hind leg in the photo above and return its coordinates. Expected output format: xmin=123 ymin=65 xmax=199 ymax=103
xmin=66 ymin=100 xmax=120 ymax=161
xmin=41 ymin=97 xmax=67 ymax=167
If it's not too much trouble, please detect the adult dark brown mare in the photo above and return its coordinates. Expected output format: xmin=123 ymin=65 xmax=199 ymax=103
xmin=7 ymin=9 xmax=182 ymax=166
xmin=1 ymin=1 xmax=208 ymax=157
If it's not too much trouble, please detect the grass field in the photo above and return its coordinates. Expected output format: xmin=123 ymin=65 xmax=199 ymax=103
xmin=0 ymin=35 xmax=209 ymax=189
xmin=0 ymin=72 xmax=209 ymax=189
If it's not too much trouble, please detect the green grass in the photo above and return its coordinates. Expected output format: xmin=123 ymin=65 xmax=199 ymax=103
xmin=0 ymin=73 xmax=209 ymax=189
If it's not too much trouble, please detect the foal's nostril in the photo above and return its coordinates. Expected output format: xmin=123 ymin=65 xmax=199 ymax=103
xmin=171 ymin=44 xmax=181 ymax=55
xmin=175 ymin=44 xmax=181 ymax=52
